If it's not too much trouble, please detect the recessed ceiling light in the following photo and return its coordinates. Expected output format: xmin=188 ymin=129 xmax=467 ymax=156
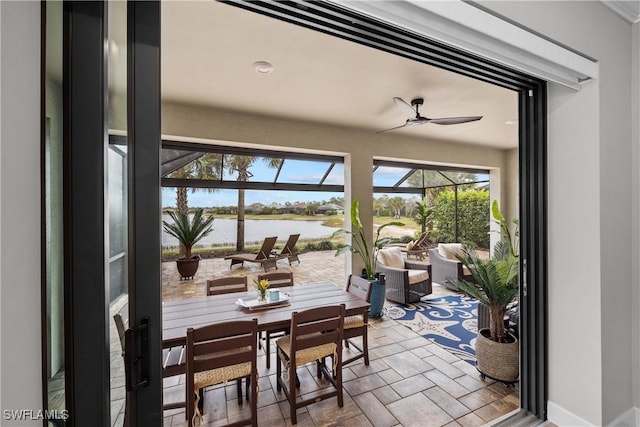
xmin=253 ymin=61 xmax=274 ymax=74
xmin=505 ymin=120 xmax=518 ymax=125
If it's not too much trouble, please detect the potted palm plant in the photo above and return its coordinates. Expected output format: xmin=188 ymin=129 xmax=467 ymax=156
xmin=332 ymin=199 xmax=404 ymax=317
xmin=163 ymin=208 xmax=215 ymax=279
xmin=450 ymin=201 xmax=519 ymax=383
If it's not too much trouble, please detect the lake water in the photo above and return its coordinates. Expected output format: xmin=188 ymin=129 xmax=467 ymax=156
xmin=162 ymin=216 xmax=340 ymax=247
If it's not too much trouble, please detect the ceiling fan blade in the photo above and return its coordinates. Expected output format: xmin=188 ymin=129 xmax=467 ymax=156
xmin=429 ymin=116 xmax=483 ymax=125
xmin=377 ymin=119 xmax=426 ymax=134
xmin=393 ymin=97 xmax=418 ymax=119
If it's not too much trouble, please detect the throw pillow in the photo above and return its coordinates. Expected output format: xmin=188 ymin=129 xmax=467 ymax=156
xmin=438 ymin=243 xmax=463 ymax=261
xmin=405 ymin=241 xmax=415 ymax=251
xmin=378 ymin=247 xmax=405 ymax=269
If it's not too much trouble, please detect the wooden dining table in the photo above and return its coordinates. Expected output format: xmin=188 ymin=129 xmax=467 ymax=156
xmin=162 ymin=281 xmax=370 ymax=346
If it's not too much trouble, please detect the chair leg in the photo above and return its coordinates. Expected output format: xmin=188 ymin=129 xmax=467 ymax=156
xmin=289 ymin=364 xmax=297 ymax=425
xmin=276 ymin=349 xmax=282 ymax=392
xmin=336 ymin=359 xmax=343 ymax=408
xmin=363 ymin=328 xmax=370 ymax=366
xmin=265 ymin=332 xmax=271 ymax=369
xmin=250 ymin=373 xmax=258 ymax=427
xmin=236 ymin=378 xmax=243 ymax=404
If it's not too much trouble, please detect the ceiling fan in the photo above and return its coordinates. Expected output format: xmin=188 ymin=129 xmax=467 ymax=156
xmin=378 ymin=97 xmax=483 ymax=133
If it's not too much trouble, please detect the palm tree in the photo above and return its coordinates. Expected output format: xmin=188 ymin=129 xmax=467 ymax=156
xmin=373 ymin=197 xmax=385 ymax=216
xmin=413 ymin=197 xmax=431 ymax=234
xmin=167 ymin=153 xmax=222 ymax=214
xmin=165 ymin=153 xmax=221 ymax=256
xmin=225 ymin=155 xmax=282 ymax=251
xmin=388 ymin=196 xmax=405 ymax=219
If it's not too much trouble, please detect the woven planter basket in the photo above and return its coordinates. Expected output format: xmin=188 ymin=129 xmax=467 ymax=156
xmin=476 ymin=328 xmax=519 ymax=383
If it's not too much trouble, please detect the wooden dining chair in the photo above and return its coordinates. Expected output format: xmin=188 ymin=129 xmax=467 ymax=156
xmin=275 ymin=305 xmax=345 ymax=425
xmin=257 ymin=271 xmax=294 ymax=368
xmin=207 ymin=276 xmax=248 ymax=296
xmin=186 ymin=319 xmax=258 ymax=427
xmin=113 ymin=306 xmax=132 ymax=427
xmin=113 ymin=306 xmax=189 ymax=418
xmin=343 ymin=275 xmax=373 ymax=366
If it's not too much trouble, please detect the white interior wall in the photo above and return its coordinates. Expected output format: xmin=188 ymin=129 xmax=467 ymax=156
xmin=632 ymin=20 xmax=640 ymax=413
xmin=480 ymin=1 xmax=635 ymax=425
xmin=0 ymin=2 xmax=42 ymax=425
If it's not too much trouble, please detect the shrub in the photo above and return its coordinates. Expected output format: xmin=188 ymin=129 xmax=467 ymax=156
xmin=305 ymin=240 xmax=336 ymax=251
xmin=431 ymin=189 xmax=490 ymax=248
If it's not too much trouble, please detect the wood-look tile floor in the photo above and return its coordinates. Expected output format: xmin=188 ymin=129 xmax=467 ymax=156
xmin=159 ymin=251 xmax=520 ymax=426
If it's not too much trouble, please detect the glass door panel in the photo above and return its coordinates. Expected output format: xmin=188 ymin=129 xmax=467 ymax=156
xmin=44 ymin=0 xmax=65 ymax=419
xmin=108 ymin=1 xmax=128 ymax=425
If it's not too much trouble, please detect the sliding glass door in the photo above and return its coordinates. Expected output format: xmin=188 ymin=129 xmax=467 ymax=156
xmin=44 ymin=1 xmax=162 ymax=425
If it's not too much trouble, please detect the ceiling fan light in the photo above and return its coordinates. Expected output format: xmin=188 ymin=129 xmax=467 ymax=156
xmin=253 ymin=61 xmax=274 ymax=74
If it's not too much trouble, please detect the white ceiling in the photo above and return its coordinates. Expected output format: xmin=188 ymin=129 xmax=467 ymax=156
xmin=161 ymin=1 xmax=519 ymax=150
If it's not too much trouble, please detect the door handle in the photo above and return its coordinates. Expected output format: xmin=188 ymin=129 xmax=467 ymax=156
xmin=124 ymin=317 xmax=150 ymax=391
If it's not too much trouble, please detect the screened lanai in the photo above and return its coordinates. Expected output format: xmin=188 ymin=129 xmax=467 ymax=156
xmin=161 ymin=141 xmax=488 ymax=193
xmin=158 ymin=140 xmax=491 ymax=243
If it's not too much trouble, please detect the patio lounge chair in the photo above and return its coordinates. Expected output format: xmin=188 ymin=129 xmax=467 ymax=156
xmin=273 ymin=233 xmax=301 ymax=265
xmin=404 ymin=232 xmax=436 ymax=260
xmin=224 ymin=236 xmax=278 ymax=271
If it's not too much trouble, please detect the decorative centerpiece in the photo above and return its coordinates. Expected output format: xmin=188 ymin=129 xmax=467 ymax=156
xmin=255 ymin=278 xmax=270 ymax=301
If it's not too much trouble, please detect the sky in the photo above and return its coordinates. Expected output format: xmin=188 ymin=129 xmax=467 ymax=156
xmin=160 ymin=160 xmax=478 ymax=208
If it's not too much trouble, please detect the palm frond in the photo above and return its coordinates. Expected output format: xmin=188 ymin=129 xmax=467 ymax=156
xmin=162 ymin=208 xmax=214 ymax=259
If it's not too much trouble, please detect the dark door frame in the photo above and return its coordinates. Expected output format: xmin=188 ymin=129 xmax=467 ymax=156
xmin=60 ymin=1 xmax=162 ymax=425
xmin=62 ymin=2 xmax=110 ymax=424
xmin=224 ymin=0 xmax=548 ymax=420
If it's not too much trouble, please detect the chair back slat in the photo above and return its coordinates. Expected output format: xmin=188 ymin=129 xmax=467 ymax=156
xmin=193 ymin=334 xmax=253 ymax=357
xmin=294 ymin=330 xmax=341 ymax=351
xmin=290 ymin=305 xmax=344 ymax=353
xmin=193 ymin=349 xmax=253 ymax=372
xmin=207 ymin=276 xmax=247 ymax=296
xmin=256 ymin=236 xmax=278 ymax=260
xmin=258 ymin=271 xmax=294 ymax=287
xmin=295 ymin=318 xmax=342 ymax=337
xmin=346 ymin=275 xmax=372 ymax=303
xmin=281 ymin=234 xmax=300 ymax=255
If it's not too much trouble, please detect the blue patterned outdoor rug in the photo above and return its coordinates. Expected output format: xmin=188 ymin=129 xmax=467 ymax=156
xmin=384 ymin=295 xmax=478 ymax=364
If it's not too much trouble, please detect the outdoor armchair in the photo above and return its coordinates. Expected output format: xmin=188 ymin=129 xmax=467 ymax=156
xmin=376 ymin=247 xmax=432 ymax=304
xmin=428 ymin=244 xmax=476 ymax=290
